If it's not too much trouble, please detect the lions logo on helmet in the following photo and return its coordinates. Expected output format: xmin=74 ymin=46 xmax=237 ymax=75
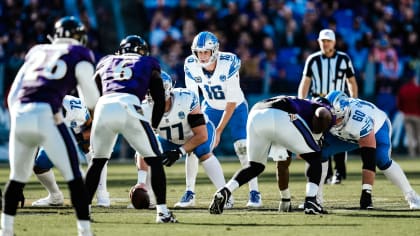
xmin=191 ymin=31 xmax=219 ymax=68
xmin=53 ymin=16 xmax=87 ymax=46
xmin=117 ymin=35 xmax=149 ymax=56
xmin=161 ymin=71 xmax=174 ymax=100
xmin=325 ymin=90 xmax=349 ymax=119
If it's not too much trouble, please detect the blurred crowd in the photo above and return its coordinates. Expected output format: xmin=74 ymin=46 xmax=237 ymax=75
xmin=0 ymin=0 xmax=419 ymax=156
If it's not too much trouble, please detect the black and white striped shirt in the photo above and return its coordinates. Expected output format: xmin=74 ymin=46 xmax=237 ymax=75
xmin=303 ymin=51 xmax=355 ymax=97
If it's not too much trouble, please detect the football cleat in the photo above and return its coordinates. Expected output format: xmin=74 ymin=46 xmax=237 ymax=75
xmin=246 ymin=190 xmax=262 ymax=208
xmin=32 ymin=192 xmax=64 ymax=207
xmin=209 ymin=187 xmax=230 ymax=214
xmin=96 ymin=190 xmax=111 ymax=207
xmin=331 ymin=173 xmax=342 ymax=185
xmin=304 ymin=197 xmax=326 ymax=215
xmin=360 ymin=189 xmax=374 ymax=210
xmin=279 ymin=198 xmax=292 ymax=212
xmin=405 ymin=190 xmax=420 ymax=210
xmin=156 ymin=211 xmax=178 ymax=223
xmin=78 ymin=228 xmax=93 ymax=236
xmin=174 ymin=190 xmax=195 ymax=208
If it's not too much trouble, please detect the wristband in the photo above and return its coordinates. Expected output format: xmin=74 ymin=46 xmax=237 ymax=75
xmin=179 ymin=146 xmax=187 ymax=155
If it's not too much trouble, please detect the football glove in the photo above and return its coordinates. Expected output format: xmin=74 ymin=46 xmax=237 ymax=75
xmin=162 ymin=147 xmax=186 ymax=167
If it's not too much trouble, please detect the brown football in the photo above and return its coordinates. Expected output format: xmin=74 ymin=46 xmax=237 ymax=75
xmin=129 ymin=185 xmax=150 ymax=209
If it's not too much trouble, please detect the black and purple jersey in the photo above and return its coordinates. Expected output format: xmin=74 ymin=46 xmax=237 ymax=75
xmin=252 ymin=95 xmax=333 ymax=132
xmin=95 ymin=54 xmax=161 ymax=101
xmin=16 ymin=43 xmax=95 ymax=113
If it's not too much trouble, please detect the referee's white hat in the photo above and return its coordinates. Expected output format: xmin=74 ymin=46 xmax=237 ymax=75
xmin=318 ymin=29 xmax=336 ymax=41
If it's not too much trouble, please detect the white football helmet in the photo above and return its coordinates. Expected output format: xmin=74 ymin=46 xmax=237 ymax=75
xmin=325 ymin=90 xmax=349 ymax=119
xmin=191 ymin=31 xmax=219 ymax=68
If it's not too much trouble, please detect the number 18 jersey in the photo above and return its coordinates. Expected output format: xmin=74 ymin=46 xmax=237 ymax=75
xmin=184 ymin=51 xmax=245 ymax=110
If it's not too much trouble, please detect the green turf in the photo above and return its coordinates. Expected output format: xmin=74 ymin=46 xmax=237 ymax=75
xmin=1 ymin=156 xmax=420 ymax=235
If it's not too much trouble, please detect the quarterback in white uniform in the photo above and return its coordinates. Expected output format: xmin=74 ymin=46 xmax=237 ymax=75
xmin=135 ymin=71 xmax=231 ymax=208
xmin=31 ymin=95 xmax=110 ymax=207
xmin=322 ymin=90 xmax=420 ymax=209
xmin=184 ymin=31 xmax=261 ymax=207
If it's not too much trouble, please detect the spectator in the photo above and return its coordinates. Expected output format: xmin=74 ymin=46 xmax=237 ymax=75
xmin=397 ymin=72 xmax=420 ymax=157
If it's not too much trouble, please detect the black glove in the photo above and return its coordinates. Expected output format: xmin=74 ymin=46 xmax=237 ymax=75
xmin=162 ymin=147 xmax=186 ymax=167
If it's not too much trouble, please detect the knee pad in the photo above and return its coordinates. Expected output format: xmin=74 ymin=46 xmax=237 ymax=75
xmin=234 ymin=139 xmax=247 ymax=157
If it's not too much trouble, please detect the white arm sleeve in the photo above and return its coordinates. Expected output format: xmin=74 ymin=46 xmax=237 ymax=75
xmin=75 ymin=61 xmax=99 ymax=110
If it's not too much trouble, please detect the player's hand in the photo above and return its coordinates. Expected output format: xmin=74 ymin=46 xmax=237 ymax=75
xmin=162 ymin=148 xmax=184 ymax=167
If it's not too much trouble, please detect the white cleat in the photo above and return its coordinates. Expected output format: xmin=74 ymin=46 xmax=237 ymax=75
xmin=405 ymin=190 xmax=420 ymax=210
xmin=246 ymin=190 xmax=262 ymax=208
xmin=174 ymin=191 xmax=195 ymax=208
xmin=32 ymin=192 xmax=64 ymax=207
xmin=96 ymin=191 xmax=111 ymax=207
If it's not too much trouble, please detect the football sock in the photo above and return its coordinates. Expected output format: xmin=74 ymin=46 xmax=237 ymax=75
xmin=97 ymin=163 xmax=108 ymax=192
xmin=383 ymin=161 xmax=412 ymax=194
xmin=185 ymin=153 xmax=198 ymax=192
xmin=137 ymin=170 xmax=148 ymax=184
xmin=36 ymin=169 xmax=61 ymax=195
xmin=202 ymin=155 xmax=226 ymax=189
xmin=306 ymin=182 xmax=319 ymax=197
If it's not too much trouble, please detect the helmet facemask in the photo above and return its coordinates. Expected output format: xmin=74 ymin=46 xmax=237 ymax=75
xmin=191 ymin=31 xmax=219 ymax=68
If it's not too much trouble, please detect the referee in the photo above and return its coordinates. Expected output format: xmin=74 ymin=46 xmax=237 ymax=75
xmin=298 ymin=29 xmax=358 ymax=185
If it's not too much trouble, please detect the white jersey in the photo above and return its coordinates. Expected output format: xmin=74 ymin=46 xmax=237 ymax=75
xmin=330 ymin=98 xmax=388 ymax=143
xmin=62 ymin=95 xmax=90 ymax=134
xmin=184 ymin=51 xmax=245 ymax=110
xmin=143 ymin=88 xmax=204 ymax=145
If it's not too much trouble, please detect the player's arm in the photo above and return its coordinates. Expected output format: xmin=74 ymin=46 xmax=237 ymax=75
xmin=75 ymin=61 xmax=100 ymax=110
xmin=182 ymin=107 xmax=208 ymax=153
xmin=149 ymin=69 xmax=165 ymax=129
xmin=7 ymin=63 xmax=26 ymax=108
xmin=298 ymin=76 xmax=312 ymax=98
xmin=346 ymin=76 xmax=358 ymax=98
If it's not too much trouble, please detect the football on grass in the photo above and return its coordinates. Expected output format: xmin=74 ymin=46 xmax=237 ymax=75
xmin=129 ymin=184 xmax=150 ymax=209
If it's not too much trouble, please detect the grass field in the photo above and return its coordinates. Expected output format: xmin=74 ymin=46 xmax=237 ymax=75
xmin=1 ymin=156 xmax=420 ymax=236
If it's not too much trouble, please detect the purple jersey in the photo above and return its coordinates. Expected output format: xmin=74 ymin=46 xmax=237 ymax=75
xmin=95 ymin=54 xmax=161 ymax=101
xmin=253 ymin=96 xmax=333 ymax=132
xmin=17 ymin=44 xmax=95 ymax=113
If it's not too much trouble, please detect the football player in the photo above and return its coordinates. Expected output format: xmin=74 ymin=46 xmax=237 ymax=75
xmin=2 ymin=16 xmax=99 ymax=236
xmin=134 ymin=71 xmax=233 ymax=209
xmin=321 ymin=91 xmax=420 ymax=209
xmin=84 ymin=35 xmax=177 ymax=223
xmin=209 ymin=96 xmax=333 ymax=215
xmin=184 ymin=31 xmax=262 ymax=208
xmin=31 ymin=95 xmax=110 ymax=207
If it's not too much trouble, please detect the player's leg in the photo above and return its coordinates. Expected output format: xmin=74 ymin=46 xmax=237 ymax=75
xmin=43 ymin=120 xmax=92 ymax=235
xmin=32 ymin=149 xmax=64 ymax=206
xmin=85 ymin=101 xmax=120 ymax=205
xmin=209 ymin=108 xmax=270 ymax=214
xmin=230 ymin=102 xmax=262 ymax=207
xmin=2 ymin=123 xmax=37 ymax=234
xmin=275 ymin=153 xmax=292 ymax=212
xmin=332 ymin=152 xmax=347 ymax=184
xmin=174 ymin=153 xmax=198 ymax=208
xmin=123 ymin=117 xmax=176 ymax=223
xmin=85 ymin=151 xmax=110 ymax=207
xmin=376 ymin=121 xmax=420 ymax=209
